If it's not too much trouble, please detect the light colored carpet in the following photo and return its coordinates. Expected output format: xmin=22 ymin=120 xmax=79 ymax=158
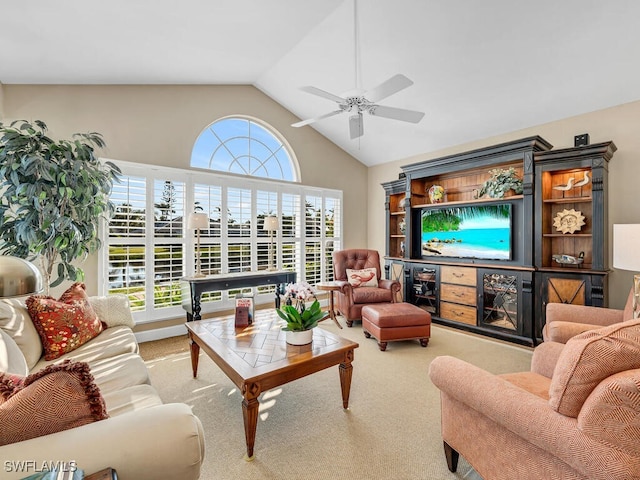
xmin=139 ymin=317 xmax=533 ymax=480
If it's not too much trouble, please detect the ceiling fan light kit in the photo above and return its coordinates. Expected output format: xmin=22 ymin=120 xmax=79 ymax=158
xmin=291 ymin=0 xmax=424 ymax=139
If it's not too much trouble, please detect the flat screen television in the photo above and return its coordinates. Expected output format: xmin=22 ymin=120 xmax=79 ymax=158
xmin=421 ymin=203 xmax=512 ymax=261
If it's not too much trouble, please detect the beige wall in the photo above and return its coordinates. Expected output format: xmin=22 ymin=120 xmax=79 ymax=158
xmin=2 ymin=84 xmax=368 ymax=300
xmin=368 ymin=99 xmax=640 ymax=310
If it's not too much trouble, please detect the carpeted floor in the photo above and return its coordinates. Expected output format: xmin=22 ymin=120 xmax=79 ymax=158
xmin=139 ymin=317 xmax=533 ymax=480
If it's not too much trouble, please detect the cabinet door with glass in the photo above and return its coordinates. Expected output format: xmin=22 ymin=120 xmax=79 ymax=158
xmin=410 ymin=264 xmax=439 ymax=315
xmin=478 ymin=269 xmax=533 ymax=342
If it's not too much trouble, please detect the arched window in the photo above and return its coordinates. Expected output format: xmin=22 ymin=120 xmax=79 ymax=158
xmin=191 ymin=116 xmax=299 ymax=181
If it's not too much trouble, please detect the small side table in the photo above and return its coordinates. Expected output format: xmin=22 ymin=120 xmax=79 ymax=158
xmin=316 ymin=281 xmax=343 ymax=329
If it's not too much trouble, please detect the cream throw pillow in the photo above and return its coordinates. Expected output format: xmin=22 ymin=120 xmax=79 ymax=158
xmin=0 ymin=299 xmax=44 ymax=370
xmin=0 ymin=329 xmax=28 ymax=376
xmin=346 ymin=268 xmax=378 ymax=288
xmin=88 ymin=295 xmax=135 ymax=329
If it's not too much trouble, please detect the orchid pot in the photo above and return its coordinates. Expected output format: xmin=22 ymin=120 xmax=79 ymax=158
xmin=276 ymin=282 xmax=326 ymax=344
xmin=285 ymin=329 xmax=314 ymax=346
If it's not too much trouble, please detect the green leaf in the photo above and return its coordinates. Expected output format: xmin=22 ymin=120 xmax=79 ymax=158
xmin=0 ymin=120 xmax=111 ymax=290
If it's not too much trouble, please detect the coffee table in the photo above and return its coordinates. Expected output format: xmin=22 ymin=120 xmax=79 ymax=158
xmin=185 ymin=311 xmax=359 ymax=460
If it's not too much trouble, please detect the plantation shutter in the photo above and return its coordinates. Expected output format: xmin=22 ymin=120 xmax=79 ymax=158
xmin=152 ymin=180 xmax=186 ymax=309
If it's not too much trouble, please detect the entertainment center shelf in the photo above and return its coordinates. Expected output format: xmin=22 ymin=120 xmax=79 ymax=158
xmin=414 ymin=195 xmax=524 ymax=209
xmin=382 ymin=136 xmax=616 ymax=345
xmin=543 ymin=197 xmax=592 ymax=203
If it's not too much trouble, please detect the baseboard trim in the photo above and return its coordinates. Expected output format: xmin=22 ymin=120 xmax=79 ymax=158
xmin=135 ymin=324 xmax=187 ymax=343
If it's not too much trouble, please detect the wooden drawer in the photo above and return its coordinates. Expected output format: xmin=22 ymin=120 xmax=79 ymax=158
xmin=440 ymin=301 xmax=477 ymax=326
xmin=440 ymin=284 xmax=477 ymax=307
xmin=441 ymin=266 xmax=477 ymax=286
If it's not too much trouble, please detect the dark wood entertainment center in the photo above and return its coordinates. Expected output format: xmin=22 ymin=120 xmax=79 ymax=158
xmin=382 ymin=136 xmax=616 ymax=345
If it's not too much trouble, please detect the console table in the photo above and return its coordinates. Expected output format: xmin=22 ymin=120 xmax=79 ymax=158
xmin=181 ymin=271 xmax=297 ymax=321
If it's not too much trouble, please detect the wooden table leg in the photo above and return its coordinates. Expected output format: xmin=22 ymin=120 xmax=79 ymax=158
xmin=329 ymin=291 xmax=343 ymax=329
xmin=242 ymin=382 xmax=261 ymax=460
xmin=338 ymin=349 xmax=354 ymax=409
xmin=189 ymin=333 xmax=200 ymax=378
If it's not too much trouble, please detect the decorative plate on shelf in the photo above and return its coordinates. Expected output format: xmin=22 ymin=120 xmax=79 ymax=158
xmin=553 ymin=208 xmax=585 ymax=234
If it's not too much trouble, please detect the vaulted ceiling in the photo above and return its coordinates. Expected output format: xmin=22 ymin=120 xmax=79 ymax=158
xmin=2 ymin=0 xmax=640 ymax=166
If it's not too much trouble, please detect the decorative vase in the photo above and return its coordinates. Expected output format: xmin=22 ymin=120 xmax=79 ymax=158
xmin=428 ymin=185 xmax=445 ymax=204
xmin=285 ymin=329 xmax=313 ymax=345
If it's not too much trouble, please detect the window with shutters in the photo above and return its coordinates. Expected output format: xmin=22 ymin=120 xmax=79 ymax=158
xmin=101 ymin=160 xmax=341 ymax=323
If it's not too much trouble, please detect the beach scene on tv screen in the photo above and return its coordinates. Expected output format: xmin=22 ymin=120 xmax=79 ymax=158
xmin=422 ymin=205 xmax=511 ymax=260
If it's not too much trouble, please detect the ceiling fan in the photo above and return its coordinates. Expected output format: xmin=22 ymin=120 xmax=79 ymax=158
xmin=291 ymin=0 xmax=425 ymax=140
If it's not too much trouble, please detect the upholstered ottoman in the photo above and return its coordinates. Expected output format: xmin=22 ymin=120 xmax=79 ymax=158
xmin=361 ymin=303 xmax=431 ymax=351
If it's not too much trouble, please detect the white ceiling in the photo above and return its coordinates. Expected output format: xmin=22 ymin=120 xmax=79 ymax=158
xmin=2 ymin=0 xmax=640 ymax=166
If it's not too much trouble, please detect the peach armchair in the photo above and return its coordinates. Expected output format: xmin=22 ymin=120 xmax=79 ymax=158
xmin=429 ymin=319 xmax=640 ymax=480
xmin=332 ymin=249 xmax=401 ymax=327
xmin=543 ymin=288 xmax=634 ymax=343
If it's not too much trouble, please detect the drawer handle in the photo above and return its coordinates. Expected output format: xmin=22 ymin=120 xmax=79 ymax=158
xmin=452 ymin=272 xmax=464 ymax=278
xmin=453 ymin=310 xmax=464 ymax=317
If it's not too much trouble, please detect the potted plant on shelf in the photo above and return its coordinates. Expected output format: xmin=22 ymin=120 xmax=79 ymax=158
xmin=475 ymin=167 xmax=523 ymax=199
xmin=276 ymin=282 xmax=325 ymax=345
xmin=0 ymin=120 xmax=121 ymax=294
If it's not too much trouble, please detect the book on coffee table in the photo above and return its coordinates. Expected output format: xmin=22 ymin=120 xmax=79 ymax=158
xmin=235 ymin=293 xmax=254 ymax=324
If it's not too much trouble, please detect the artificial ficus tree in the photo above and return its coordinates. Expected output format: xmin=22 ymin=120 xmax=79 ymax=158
xmin=0 ymin=120 xmax=121 ymax=294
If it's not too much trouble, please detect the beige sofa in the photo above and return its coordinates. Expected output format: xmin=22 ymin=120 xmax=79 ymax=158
xmin=0 ymin=295 xmax=205 ymax=480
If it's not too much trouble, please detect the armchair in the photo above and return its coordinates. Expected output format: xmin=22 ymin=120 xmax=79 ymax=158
xmin=543 ymin=288 xmax=634 ymax=343
xmin=332 ymin=249 xmax=401 ymax=327
xmin=429 ymin=318 xmax=640 ymax=480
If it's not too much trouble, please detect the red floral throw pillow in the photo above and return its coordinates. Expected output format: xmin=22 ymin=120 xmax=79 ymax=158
xmin=0 ymin=360 xmax=108 ymax=446
xmin=26 ymin=282 xmax=104 ymax=361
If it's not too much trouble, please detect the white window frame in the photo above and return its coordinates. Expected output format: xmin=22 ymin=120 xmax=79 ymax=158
xmin=99 ymin=159 xmax=342 ymax=324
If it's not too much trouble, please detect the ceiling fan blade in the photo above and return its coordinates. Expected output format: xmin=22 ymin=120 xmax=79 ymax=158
xmin=299 ymin=86 xmax=346 ymax=104
xmin=369 ymin=105 xmax=425 ymax=123
xmin=349 ymin=113 xmax=364 ymax=139
xmin=291 ymin=109 xmax=344 ymax=128
xmin=365 ymin=74 xmax=414 ymax=103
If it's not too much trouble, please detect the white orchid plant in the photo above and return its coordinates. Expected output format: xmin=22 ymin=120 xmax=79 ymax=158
xmin=276 ymin=282 xmax=325 ymax=331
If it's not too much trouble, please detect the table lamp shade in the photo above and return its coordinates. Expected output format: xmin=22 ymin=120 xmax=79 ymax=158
xmin=187 ymin=212 xmax=209 ymax=230
xmin=613 ymin=224 xmax=640 ymax=271
xmin=263 ymin=216 xmax=279 ymax=231
xmin=0 ymin=256 xmax=43 ymax=298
